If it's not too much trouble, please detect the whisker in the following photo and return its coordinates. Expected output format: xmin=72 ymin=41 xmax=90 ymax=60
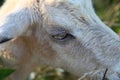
xmin=102 ymin=68 xmax=108 ymax=80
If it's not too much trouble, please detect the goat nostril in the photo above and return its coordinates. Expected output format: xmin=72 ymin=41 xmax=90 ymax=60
xmin=0 ymin=38 xmax=12 ymax=43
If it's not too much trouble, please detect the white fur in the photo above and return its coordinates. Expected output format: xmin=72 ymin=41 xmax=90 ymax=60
xmin=0 ymin=0 xmax=120 ymax=80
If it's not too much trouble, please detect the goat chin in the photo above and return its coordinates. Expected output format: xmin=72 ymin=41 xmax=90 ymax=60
xmin=0 ymin=0 xmax=120 ymax=80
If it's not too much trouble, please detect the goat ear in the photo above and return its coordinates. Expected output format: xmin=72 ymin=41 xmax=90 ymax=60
xmin=0 ymin=3 xmax=40 ymax=43
xmin=0 ymin=8 xmax=32 ymax=43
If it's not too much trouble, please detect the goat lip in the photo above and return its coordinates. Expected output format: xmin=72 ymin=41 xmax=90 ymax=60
xmin=0 ymin=38 xmax=13 ymax=44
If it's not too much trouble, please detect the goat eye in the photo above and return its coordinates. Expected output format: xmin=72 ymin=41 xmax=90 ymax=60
xmin=52 ymin=33 xmax=68 ymax=40
xmin=49 ymin=28 xmax=75 ymax=42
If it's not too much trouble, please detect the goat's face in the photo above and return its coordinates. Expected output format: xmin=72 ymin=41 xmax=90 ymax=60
xmin=0 ymin=0 xmax=120 ymax=79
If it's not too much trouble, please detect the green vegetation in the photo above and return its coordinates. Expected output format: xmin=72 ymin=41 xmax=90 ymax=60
xmin=0 ymin=0 xmax=4 ymax=6
xmin=0 ymin=68 xmax=15 ymax=80
xmin=0 ymin=0 xmax=120 ymax=80
xmin=93 ymin=0 xmax=120 ymax=35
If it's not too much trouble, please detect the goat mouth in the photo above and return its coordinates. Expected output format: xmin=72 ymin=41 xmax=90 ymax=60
xmin=0 ymin=38 xmax=13 ymax=44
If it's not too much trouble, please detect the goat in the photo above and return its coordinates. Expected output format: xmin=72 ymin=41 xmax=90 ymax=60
xmin=0 ymin=0 xmax=120 ymax=80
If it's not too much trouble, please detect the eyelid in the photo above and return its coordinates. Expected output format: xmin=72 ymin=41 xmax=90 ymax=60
xmin=47 ymin=27 xmax=75 ymax=44
xmin=48 ymin=28 xmax=68 ymax=35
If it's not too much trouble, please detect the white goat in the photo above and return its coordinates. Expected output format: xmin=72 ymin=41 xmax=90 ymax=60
xmin=0 ymin=0 xmax=120 ymax=80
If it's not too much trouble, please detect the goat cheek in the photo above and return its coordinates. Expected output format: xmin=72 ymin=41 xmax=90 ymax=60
xmin=39 ymin=42 xmax=57 ymax=62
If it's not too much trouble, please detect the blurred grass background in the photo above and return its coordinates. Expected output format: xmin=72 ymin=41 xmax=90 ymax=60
xmin=0 ymin=0 xmax=120 ymax=80
xmin=93 ymin=0 xmax=120 ymax=35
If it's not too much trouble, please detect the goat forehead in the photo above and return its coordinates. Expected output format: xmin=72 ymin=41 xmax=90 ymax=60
xmin=45 ymin=0 xmax=92 ymax=6
xmin=43 ymin=1 xmax=94 ymax=30
xmin=45 ymin=0 xmax=93 ymax=12
xmin=43 ymin=7 xmax=84 ymax=31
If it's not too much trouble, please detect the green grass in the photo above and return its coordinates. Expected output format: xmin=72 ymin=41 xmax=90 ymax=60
xmin=0 ymin=68 xmax=15 ymax=80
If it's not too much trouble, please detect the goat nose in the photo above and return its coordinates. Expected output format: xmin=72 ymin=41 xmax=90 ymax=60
xmin=0 ymin=37 xmax=12 ymax=43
